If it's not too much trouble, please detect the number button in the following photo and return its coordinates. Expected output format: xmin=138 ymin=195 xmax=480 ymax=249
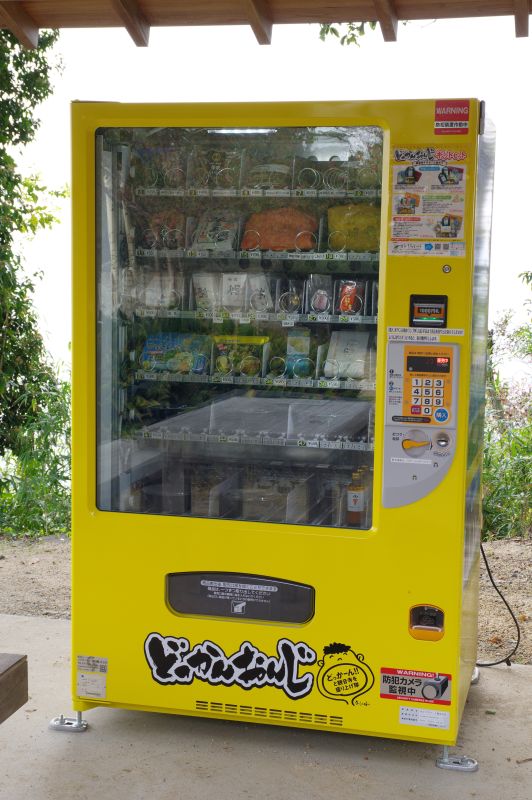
xmin=412 ymin=378 xmax=423 ymax=387
xmin=423 ymin=388 xmax=433 ymax=397
xmin=423 ymin=379 xmax=433 ymax=387
xmin=433 ymin=398 xmax=444 ymax=407
xmin=411 ymin=396 xmax=422 ymax=405
xmin=434 ymin=388 xmax=444 ymax=397
xmin=434 ymin=379 xmax=444 ymax=388
xmin=422 ymin=407 xmax=432 ymax=416
xmin=422 ymin=398 xmax=432 ymax=406
xmin=412 ymin=387 xmax=422 ymax=396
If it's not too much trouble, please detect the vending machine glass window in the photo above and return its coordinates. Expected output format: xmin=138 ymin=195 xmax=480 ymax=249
xmin=96 ymin=125 xmax=382 ymax=529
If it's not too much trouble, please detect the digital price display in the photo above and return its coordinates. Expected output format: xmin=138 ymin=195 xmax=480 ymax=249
xmin=409 ymin=294 xmax=448 ymax=328
xmin=407 ymin=355 xmax=451 ymax=373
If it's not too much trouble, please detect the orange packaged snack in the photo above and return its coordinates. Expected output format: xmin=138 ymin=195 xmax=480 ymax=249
xmin=241 ymin=207 xmax=318 ymax=251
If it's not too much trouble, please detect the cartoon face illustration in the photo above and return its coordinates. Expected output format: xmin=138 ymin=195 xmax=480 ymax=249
xmin=316 ymin=643 xmax=375 ymax=704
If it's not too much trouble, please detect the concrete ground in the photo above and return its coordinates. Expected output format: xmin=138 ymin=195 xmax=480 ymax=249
xmin=0 ymin=614 xmax=531 ymax=800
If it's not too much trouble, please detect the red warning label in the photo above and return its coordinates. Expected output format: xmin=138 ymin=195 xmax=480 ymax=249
xmin=380 ymin=667 xmax=452 ymax=705
xmin=435 ymin=100 xmax=470 ymax=135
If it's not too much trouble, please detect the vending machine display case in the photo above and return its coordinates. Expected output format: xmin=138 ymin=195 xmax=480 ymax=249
xmin=69 ymin=100 xmax=494 ymax=752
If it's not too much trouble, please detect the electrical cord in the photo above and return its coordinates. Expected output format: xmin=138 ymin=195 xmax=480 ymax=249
xmin=476 ymin=541 xmax=522 ymax=667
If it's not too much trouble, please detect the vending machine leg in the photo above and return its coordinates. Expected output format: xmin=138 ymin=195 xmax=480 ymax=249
xmin=436 ymin=746 xmax=478 ymax=771
xmin=49 ymin=711 xmax=88 ymax=732
xmin=471 ymin=666 xmax=480 ymax=685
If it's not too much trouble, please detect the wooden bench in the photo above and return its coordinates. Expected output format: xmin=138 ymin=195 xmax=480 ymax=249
xmin=0 ymin=654 xmax=28 ymax=725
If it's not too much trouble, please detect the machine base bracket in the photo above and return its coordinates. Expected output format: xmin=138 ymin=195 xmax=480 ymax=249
xmin=49 ymin=712 xmax=88 ymax=732
xmin=436 ymin=746 xmax=478 ymax=771
xmin=471 ymin=666 xmax=480 ymax=685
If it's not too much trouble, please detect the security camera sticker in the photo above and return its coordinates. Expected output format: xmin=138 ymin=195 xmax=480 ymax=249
xmin=316 ymin=643 xmax=375 ymax=704
xmin=380 ymin=667 xmax=452 ymax=705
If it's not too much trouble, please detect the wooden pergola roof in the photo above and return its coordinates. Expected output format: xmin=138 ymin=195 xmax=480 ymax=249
xmin=0 ymin=1 xmax=530 ymax=49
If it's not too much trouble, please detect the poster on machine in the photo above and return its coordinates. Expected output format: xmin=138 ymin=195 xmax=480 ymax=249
xmin=389 ymin=145 xmax=468 ymax=258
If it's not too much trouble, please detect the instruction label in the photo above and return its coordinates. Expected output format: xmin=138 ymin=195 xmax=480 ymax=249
xmin=389 ymin=146 xmax=467 ymax=257
xmin=381 ymin=667 xmax=452 ymax=705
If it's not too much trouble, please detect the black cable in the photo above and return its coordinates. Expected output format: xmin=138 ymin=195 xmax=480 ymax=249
xmin=476 ymin=541 xmax=522 ymax=667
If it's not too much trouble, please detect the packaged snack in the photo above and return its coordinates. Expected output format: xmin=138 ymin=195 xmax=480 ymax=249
xmin=191 ymin=149 xmax=241 ymax=189
xmin=192 ymin=210 xmax=239 ymax=251
xmin=327 ymin=203 xmax=380 ymax=252
xmin=241 ymin=207 xmax=318 ymax=251
xmin=276 ymin=279 xmax=304 ymax=314
xmin=306 ymin=274 xmax=333 ymax=314
xmin=221 ymin=272 xmax=247 ymax=312
xmin=192 ymin=273 xmax=220 ymax=311
xmin=335 ymin=279 xmax=366 ymax=315
xmin=139 ymin=333 xmax=210 ymax=374
xmin=246 ymin=163 xmax=292 ymax=190
xmin=213 ymin=335 xmax=269 ymax=377
xmin=247 ymin=271 xmax=275 ymax=312
xmin=136 ymin=209 xmax=186 ymax=251
xmin=286 ymin=327 xmax=312 ymax=378
xmin=322 ymin=331 xmax=370 ymax=380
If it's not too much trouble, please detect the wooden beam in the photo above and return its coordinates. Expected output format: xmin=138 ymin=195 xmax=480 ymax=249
xmin=0 ymin=1 xmax=39 ymax=49
xmin=246 ymin=0 xmax=272 ymax=45
xmin=110 ymin=0 xmax=150 ymax=47
xmin=514 ymin=0 xmax=529 ymax=37
xmin=373 ymin=0 xmax=398 ymax=42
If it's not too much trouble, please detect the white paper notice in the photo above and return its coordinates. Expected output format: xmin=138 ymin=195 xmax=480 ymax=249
xmin=76 ymin=655 xmax=108 ymax=699
xmin=399 ymin=706 xmax=450 ymax=729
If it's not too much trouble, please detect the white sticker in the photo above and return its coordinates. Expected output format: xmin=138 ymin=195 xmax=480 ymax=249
xmin=77 ymin=655 xmax=108 ymax=699
xmin=399 ymin=706 xmax=450 ymax=729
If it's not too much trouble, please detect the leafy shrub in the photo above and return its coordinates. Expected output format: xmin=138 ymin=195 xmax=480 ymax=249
xmin=0 ymin=374 xmax=70 ymax=537
xmin=483 ymin=275 xmax=532 ymax=539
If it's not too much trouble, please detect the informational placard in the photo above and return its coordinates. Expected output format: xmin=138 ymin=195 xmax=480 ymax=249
xmin=389 ymin=145 xmax=468 ymax=257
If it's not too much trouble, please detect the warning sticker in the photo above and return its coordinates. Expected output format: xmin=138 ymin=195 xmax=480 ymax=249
xmin=380 ymin=667 xmax=452 ymax=705
xmin=435 ymin=99 xmax=470 ymax=135
xmin=76 ymin=655 xmax=108 ymax=699
xmin=400 ymin=706 xmax=450 ymax=729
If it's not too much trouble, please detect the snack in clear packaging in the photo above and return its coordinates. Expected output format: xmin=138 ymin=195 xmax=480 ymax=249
xmin=247 ymin=163 xmax=291 ymax=190
xmin=335 ymin=279 xmax=366 ymax=316
xmin=139 ymin=333 xmax=210 ymax=374
xmin=192 ymin=273 xmax=220 ymax=311
xmin=323 ymin=331 xmax=370 ymax=380
xmin=277 ymin=279 xmax=304 ymax=314
xmin=192 ymin=210 xmax=239 ymax=251
xmin=247 ymin=271 xmax=274 ymax=312
xmin=327 ymin=203 xmax=380 ymax=252
xmin=213 ymin=335 xmax=269 ymax=377
xmin=286 ymin=327 xmax=311 ymax=378
xmin=241 ymin=207 xmax=318 ymax=252
xmin=192 ymin=149 xmax=241 ymax=189
xmin=306 ymin=274 xmax=333 ymax=314
xmin=137 ymin=209 xmax=186 ymax=251
xmin=221 ymin=272 xmax=247 ymax=312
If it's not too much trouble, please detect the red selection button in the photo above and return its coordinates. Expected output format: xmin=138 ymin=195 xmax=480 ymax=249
xmin=411 ymin=405 xmax=421 ymax=415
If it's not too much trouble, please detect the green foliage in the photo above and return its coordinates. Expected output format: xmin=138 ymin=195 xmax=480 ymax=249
xmin=319 ymin=21 xmax=377 ymax=46
xmin=0 ymin=28 xmax=70 ymax=537
xmin=482 ymin=275 xmax=532 ymax=539
xmin=0 ymin=376 xmax=71 ymax=537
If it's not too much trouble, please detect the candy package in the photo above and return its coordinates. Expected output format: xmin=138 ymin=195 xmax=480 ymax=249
xmin=213 ymin=335 xmax=270 ymax=377
xmin=139 ymin=333 xmax=210 ymax=374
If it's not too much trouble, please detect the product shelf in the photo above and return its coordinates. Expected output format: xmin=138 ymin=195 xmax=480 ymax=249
xmin=134 ymin=187 xmax=381 ymax=200
xmin=134 ymin=370 xmax=376 ymax=392
xmin=134 ymin=247 xmax=379 ymax=263
xmin=136 ymin=428 xmax=372 ymax=452
xmin=134 ymin=307 xmax=377 ymax=326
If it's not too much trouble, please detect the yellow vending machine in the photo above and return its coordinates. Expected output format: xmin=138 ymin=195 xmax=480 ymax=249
xmin=62 ymin=99 xmax=494 ymax=767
